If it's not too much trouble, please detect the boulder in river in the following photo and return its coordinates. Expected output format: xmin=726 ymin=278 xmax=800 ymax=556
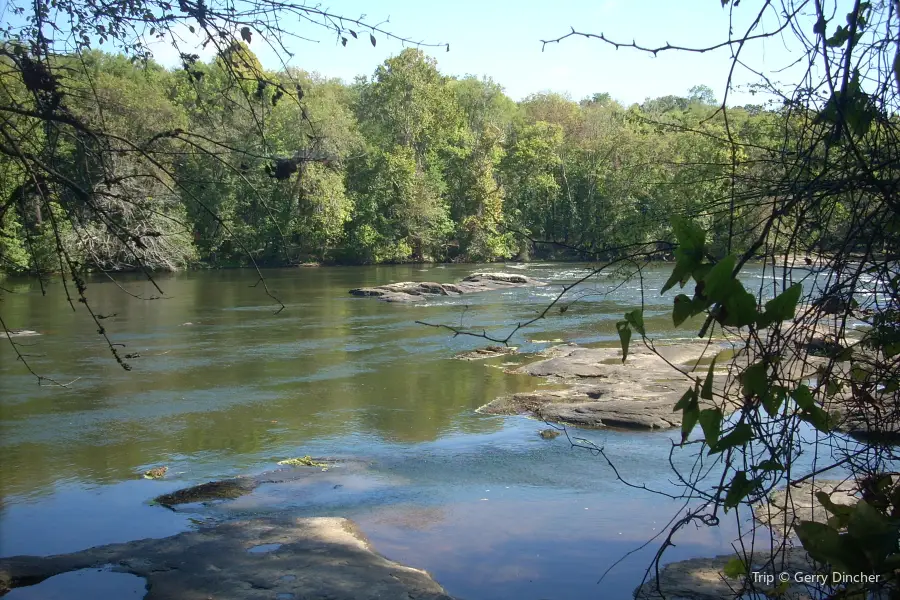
xmin=349 ymin=272 xmax=543 ymax=302
xmin=0 ymin=517 xmax=454 ymax=599
xmin=481 ymin=342 xmax=737 ymax=430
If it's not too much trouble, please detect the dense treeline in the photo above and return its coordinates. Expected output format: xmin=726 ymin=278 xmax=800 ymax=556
xmin=1 ymin=45 xmax=787 ymax=272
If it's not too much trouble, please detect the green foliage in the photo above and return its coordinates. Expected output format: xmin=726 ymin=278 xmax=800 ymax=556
xmin=0 ymin=44 xmax=806 ymax=271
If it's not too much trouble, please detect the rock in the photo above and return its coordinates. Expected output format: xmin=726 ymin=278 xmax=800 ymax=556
xmin=277 ymin=456 xmax=328 ymax=468
xmin=634 ymin=547 xmax=814 ymax=599
xmin=154 ymin=477 xmax=259 ymax=507
xmin=142 ymin=466 xmax=168 ymax=480
xmin=462 ymin=272 xmax=530 ymax=284
xmin=481 ymin=343 xmax=736 ymax=430
xmin=539 ymin=429 xmax=560 ymax=440
xmin=349 ymin=272 xmax=543 ymax=302
xmin=454 ymin=345 xmax=517 ymax=360
xmin=754 ymin=479 xmax=858 ymax=536
xmin=0 ymin=517 xmax=455 ymax=599
xmin=3 ymin=329 xmax=39 ymax=337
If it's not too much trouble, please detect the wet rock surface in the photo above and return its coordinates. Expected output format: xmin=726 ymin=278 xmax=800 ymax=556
xmin=349 ymin=272 xmax=543 ymax=302
xmin=0 ymin=517 xmax=454 ymax=600
xmin=481 ymin=343 xmax=736 ymax=430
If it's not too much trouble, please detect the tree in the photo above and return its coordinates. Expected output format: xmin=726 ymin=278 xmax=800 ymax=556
xmin=688 ymin=84 xmax=716 ymax=106
xmin=0 ymin=0 xmax=447 ymax=374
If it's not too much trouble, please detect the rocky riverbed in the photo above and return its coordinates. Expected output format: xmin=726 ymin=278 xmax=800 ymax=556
xmin=349 ymin=272 xmax=544 ymax=302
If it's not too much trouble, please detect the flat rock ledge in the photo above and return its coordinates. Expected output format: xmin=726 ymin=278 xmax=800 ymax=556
xmin=349 ymin=272 xmax=544 ymax=302
xmin=754 ymin=479 xmax=858 ymax=536
xmin=0 ymin=517 xmax=454 ymax=600
xmin=634 ymin=548 xmax=815 ymax=600
xmin=480 ymin=342 xmax=736 ymax=430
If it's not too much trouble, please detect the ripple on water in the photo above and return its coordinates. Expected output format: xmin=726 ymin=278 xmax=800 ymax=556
xmin=3 ymin=567 xmax=146 ymax=599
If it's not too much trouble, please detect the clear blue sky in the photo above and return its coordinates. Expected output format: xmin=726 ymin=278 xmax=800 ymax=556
xmin=149 ymin=0 xmax=806 ymax=106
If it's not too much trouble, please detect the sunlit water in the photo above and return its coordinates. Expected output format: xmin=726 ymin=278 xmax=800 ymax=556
xmin=0 ymin=262 xmax=846 ymax=599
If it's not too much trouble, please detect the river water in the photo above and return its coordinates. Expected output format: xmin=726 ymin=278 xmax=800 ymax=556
xmin=1 ymin=263 xmax=767 ymax=599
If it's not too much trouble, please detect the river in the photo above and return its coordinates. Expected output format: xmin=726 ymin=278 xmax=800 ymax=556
xmin=1 ymin=263 xmax=755 ymax=599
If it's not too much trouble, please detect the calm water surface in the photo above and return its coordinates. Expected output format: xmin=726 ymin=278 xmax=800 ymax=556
xmin=1 ymin=263 xmax=804 ymax=599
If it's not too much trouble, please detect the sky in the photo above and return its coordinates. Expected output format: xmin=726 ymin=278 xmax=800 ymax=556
xmin=143 ymin=0 xmax=811 ymax=105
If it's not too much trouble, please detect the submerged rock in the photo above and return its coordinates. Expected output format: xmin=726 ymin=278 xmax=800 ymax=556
xmin=481 ymin=343 xmax=737 ymax=430
xmin=454 ymin=345 xmax=518 ymax=360
xmin=538 ymin=429 xmax=561 ymax=440
xmin=349 ymin=272 xmax=543 ymax=302
xmin=0 ymin=517 xmax=454 ymax=599
xmin=154 ymin=477 xmax=258 ymax=507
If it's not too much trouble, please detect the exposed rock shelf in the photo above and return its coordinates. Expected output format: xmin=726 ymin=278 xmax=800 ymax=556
xmin=0 ymin=517 xmax=454 ymax=600
xmin=349 ymin=272 xmax=544 ymax=302
xmin=480 ymin=342 xmax=737 ymax=430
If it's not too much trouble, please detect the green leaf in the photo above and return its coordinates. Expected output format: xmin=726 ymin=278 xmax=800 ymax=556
xmin=796 ymin=521 xmax=855 ymax=570
xmin=703 ymin=255 xmax=737 ymax=303
xmin=742 ymin=362 xmax=768 ymax=398
xmin=624 ymin=309 xmax=645 ymax=335
xmin=757 ymin=458 xmax=785 ymax=472
xmin=762 ymin=386 xmax=786 ymax=417
xmin=758 ymin=283 xmax=802 ymax=327
xmin=794 ymin=384 xmax=815 ymax=411
xmin=674 ymin=387 xmax=696 ymax=412
xmin=673 ymin=294 xmax=694 ymax=326
xmin=847 ymin=500 xmax=897 ymax=566
xmin=616 ymin=321 xmax=631 ymax=363
xmin=802 ymin=406 xmax=833 ymax=432
xmin=672 ymin=216 xmax=705 ymax=255
xmin=662 ymin=263 xmax=691 ymax=295
xmin=709 ymin=423 xmax=753 ymax=454
xmin=800 ymin=406 xmax=833 ymax=433
xmin=682 ymin=402 xmax=700 ymax=444
xmin=662 ymin=217 xmax=706 ymax=295
xmin=701 ymin=357 xmax=717 ymax=400
xmin=723 ymin=556 xmax=747 ymax=578
xmin=698 ymin=407 xmax=723 ymax=447
xmin=816 ymin=491 xmax=853 ymax=519
xmin=826 ymin=25 xmax=850 ymax=47
xmin=720 ymin=282 xmax=758 ymax=327
xmin=724 ymin=471 xmax=756 ymax=511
